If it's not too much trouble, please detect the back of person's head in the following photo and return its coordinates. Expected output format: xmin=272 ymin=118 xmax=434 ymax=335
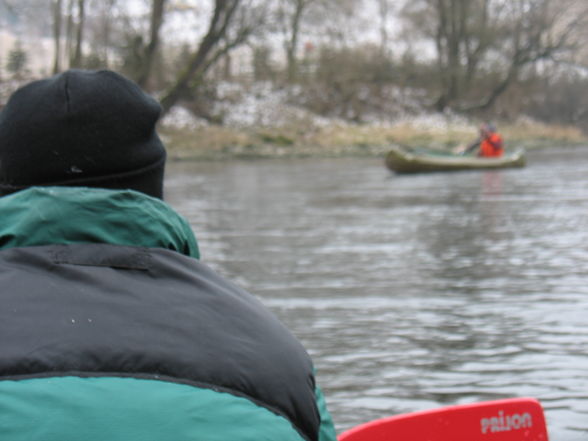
xmin=0 ymin=69 xmax=166 ymax=198
xmin=480 ymin=122 xmax=497 ymax=133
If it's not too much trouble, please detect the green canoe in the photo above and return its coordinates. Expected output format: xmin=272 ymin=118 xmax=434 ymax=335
xmin=385 ymin=144 xmax=526 ymax=173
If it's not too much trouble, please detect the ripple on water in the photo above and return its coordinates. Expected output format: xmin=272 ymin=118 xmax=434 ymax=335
xmin=166 ymin=150 xmax=588 ymax=440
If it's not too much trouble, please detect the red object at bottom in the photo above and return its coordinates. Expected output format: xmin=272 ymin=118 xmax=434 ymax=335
xmin=338 ymin=398 xmax=549 ymax=441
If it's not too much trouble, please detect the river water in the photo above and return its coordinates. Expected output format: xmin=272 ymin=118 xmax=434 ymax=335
xmin=165 ymin=146 xmax=588 ymax=441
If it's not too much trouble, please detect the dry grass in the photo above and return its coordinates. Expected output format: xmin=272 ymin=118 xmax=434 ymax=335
xmin=501 ymin=120 xmax=586 ymax=144
xmin=160 ymin=119 xmax=587 ymax=160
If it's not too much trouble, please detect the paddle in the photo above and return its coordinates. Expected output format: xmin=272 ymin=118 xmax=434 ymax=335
xmin=338 ymin=397 xmax=549 ymax=441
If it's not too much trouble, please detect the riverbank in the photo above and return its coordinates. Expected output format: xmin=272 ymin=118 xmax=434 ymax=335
xmin=160 ymin=117 xmax=587 ymax=161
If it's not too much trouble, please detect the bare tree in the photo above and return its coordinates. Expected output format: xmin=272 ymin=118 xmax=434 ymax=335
xmin=278 ymin=0 xmax=309 ymax=82
xmin=469 ymin=0 xmax=588 ymax=112
xmin=402 ymin=0 xmax=588 ymax=112
xmin=402 ymin=0 xmax=498 ymax=110
xmin=274 ymin=0 xmax=358 ymax=82
xmin=159 ymin=0 xmax=265 ymax=114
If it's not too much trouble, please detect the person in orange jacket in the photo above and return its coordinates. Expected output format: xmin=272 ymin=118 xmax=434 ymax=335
xmin=464 ymin=123 xmax=504 ymax=157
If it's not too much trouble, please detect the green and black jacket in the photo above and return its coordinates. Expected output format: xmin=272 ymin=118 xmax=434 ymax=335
xmin=0 ymin=187 xmax=336 ymax=441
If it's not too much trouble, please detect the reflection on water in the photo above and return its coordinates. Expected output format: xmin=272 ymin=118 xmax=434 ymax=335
xmin=165 ymin=146 xmax=588 ymax=441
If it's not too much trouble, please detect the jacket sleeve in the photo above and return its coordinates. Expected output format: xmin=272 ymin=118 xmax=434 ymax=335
xmin=315 ymin=384 xmax=337 ymax=441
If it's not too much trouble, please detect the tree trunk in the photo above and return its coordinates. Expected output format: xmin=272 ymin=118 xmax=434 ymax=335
xmin=222 ymin=52 xmax=232 ymax=80
xmin=159 ymin=0 xmax=241 ymax=114
xmin=100 ymin=0 xmax=116 ymax=67
xmin=285 ymin=0 xmax=306 ymax=83
xmin=65 ymin=0 xmax=75 ymax=69
xmin=52 ymin=0 xmax=62 ymax=74
xmin=71 ymin=0 xmax=85 ymax=68
xmin=137 ymin=0 xmax=167 ymax=89
xmin=432 ymin=0 xmax=492 ymax=110
xmin=377 ymin=0 xmax=390 ymax=56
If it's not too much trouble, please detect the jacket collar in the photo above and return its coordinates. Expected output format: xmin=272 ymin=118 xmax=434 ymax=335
xmin=0 ymin=186 xmax=199 ymax=259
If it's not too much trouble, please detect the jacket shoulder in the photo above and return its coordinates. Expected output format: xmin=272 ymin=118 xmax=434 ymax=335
xmin=0 ymin=243 xmax=320 ymax=441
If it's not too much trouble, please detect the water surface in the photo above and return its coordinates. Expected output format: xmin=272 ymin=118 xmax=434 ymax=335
xmin=166 ymin=146 xmax=588 ymax=440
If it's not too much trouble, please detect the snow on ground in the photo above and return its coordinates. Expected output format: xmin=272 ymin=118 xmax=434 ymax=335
xmin=161 ymin=106 xmax=209 ymax=130
xmin=213 ymin=81 xmax=337 ymax=128
xmin=161 ymin=81 xmax=360 ymax=130
xmin=391 ymin=112 xmax=473 ymax=131
xmin=161 ymin=80 xmax=480 ymax=133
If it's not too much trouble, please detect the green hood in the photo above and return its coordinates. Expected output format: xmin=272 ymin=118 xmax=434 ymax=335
xmin=0 ymin=186 xmax=199 ymax=259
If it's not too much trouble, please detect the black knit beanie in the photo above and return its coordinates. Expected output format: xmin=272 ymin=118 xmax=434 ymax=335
xmin=0 ymin=69 xmax=166 ymax=198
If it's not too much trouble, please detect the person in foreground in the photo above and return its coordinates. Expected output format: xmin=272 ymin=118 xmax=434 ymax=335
xmin=463 ymin=123 xmax=504 ymax=157
xmin=0 ymin=69 xmax=336 ymax=441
